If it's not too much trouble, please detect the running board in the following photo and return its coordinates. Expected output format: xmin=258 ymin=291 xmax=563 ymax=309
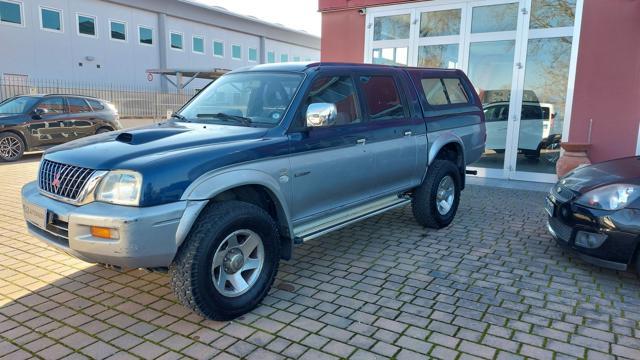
xmin=293 ymin=195 xmax=410 ymax=243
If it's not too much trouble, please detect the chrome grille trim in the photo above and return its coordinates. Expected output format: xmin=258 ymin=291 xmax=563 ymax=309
xmin=38 ymin=160 xmax=106 ymax=205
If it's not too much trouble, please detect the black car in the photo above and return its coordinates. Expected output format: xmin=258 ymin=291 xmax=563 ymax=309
xmin=0 ymin=94 xmax=122 ymax=161
xmin=547 ymin=157 xmax=640 ymax=273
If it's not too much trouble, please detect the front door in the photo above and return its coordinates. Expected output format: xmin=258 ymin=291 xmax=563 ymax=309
xmin=26 ymin=97 xmax=69 ymax=148
xmin=288 ymin=73 xmax=375 ymax=221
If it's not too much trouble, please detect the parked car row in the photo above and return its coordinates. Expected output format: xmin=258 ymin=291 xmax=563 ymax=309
xmin=0 ymin=94 xmax=121 ymax=161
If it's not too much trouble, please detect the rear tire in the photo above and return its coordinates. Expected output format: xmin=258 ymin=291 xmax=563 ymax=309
xmin=0 ymin=132 xmax=25 ymax=162
xmin=170 ymin=201 xmax=280 ymax=320
xmin=411 ymin=160 xmax=461 ymax=229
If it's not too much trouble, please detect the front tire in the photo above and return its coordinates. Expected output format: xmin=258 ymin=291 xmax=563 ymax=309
xmin=170 ymin=201 xmax=280 ymax=320
xmin=411 ymin=160 xmax=461 ymax=229
xmin=0 ymin=132 xmax=25 ymax=162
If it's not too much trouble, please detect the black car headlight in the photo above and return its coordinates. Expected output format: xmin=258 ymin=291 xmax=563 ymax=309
xmin=575 ymin=184 xmax=640 ymax=211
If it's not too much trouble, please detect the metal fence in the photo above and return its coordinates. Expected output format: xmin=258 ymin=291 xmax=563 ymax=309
xmin=0 ymin=78 xmax=201 ymax=119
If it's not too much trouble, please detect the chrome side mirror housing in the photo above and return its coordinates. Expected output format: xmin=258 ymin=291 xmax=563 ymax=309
xmin=306 ymin=103 xmax=337 ymax=127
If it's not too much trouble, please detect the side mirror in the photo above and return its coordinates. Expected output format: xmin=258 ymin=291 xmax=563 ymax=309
xmin=306 ymin=103 xmax=336 ymax=127
xmin=32 ymin=108 xmax=49 ymax=117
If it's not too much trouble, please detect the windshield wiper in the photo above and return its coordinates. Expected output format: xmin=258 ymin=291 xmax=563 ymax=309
xmin=196 ymin=113 xmax=252 ymax=126
xmin=170 ymin=113 xmax=190 ymax=122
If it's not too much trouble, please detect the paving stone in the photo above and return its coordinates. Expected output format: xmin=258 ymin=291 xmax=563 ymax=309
xmin=1 ymin=162 xmax=639 ymax=360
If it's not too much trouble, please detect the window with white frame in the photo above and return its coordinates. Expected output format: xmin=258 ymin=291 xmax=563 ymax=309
xmin=40 ymin=6 xmax=62 ymax=32
xmin=138 ymin=26 xmax=153 ymax=45
xmin=110 ymin=20 xmax=126 ymax=41
xmin=170 ymin=32 xmax=183 ymax=50
xmin=232 ymin=44 xmax=242 ymax=60
xmin=267 ymin=51 xmax=275 ymax=63
xmin=193 ymin=36 xmax=204 ymax=54
xmin=280 ymin=54 xmax=288 ymax=63
xmin=293 ymin=56 xmax=300 ymax=62
xmin=0 ymin=0 xmax=22 ymax=26
xmin=248 ymin=48 xmax=258 ymax=62
xmin=77 ymin=14 xmax=96 ymax=37
xmin=213 ymin=40 xmax=224 ymax=57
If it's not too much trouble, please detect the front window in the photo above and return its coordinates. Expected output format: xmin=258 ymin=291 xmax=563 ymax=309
xmin=179 ymin=72 xmax=304 ymax=127
xmin=0 ymin=96 xmax=40 ymax=114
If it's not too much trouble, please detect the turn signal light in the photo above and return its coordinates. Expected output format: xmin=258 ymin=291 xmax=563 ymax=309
xmin=90 ymin=226 xmax=117 ymax=239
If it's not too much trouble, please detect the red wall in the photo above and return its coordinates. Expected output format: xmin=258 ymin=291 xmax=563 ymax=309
xmin=319 ymin=0 xmax=410 ymax=62
xmin=321 ymin=9 xmax=366 ymax=62
xmin=569 ymin=0 xmax=640 ymax=162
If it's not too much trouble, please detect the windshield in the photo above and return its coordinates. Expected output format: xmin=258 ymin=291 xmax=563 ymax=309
xmin=179 ymin=72 xmax=303 ymax=127
xmin=0 ymin=96 xmax=40 ymax=114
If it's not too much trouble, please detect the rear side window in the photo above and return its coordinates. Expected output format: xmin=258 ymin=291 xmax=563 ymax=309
xmin=359 ymin=75 xmax=405 ymax=121
xmin=421 ymin=77 xmax=469 ymax=106
xmin=87 ymin=99 xmax=104 ymax=111
xmin=67 ymin=97 xmax=92 ymax=113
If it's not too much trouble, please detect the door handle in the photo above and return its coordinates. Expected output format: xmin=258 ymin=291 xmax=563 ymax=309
xmin=356 ymin=138 xmax=366 ymax=145
xmin=403 ymin=130 xmax=412 ymax=136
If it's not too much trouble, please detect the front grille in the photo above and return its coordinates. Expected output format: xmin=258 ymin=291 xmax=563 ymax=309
xmin=39 ymin=159 xmax=96 ymax=201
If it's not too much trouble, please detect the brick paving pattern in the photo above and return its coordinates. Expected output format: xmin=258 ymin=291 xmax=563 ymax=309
xmin=1 ymin=155 xmax=639 ymax=359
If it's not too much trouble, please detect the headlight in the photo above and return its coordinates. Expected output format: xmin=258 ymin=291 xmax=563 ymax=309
xmin=95 ymin=170 xmax=142 ymax=206
xmin=576 ymin=184 xmax=640 ymax=210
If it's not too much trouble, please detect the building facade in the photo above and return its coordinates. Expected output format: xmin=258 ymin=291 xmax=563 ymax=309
xmin=319 ymin=0 xmax=640 ymax=183
xmin=0 ymin=0 xmax=320 ymax=90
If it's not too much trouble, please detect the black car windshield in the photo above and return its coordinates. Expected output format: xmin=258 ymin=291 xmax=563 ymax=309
xmin=178 ymin=72 xmax=303 ymax=127
xmin=0 ymin=96 xmax=40 ymax=114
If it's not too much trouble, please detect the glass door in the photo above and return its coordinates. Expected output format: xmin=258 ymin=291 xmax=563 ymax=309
xmin=509 ymin=0 xmax=578 ymax=182
xmin=463 ymin=0 xmax=522 ymax=178
xmin=364 ymin=0 xmax=581 ymax=183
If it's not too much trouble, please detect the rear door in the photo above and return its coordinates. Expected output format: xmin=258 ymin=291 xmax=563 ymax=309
xmin=65 ymin=97 xmax=97 ymax=139
xmin=355 ymin=69 xmax=422 ymax=195
xmin=288 ymin=71 xmax=376 ymax=221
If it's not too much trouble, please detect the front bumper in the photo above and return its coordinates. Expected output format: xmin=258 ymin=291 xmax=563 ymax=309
xmin=21 ymin=181 xmax=188 ymax=268
xmin=546 ymin=195 xmax=640 ymax=271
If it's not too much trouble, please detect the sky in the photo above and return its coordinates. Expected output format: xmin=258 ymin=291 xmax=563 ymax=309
xmin=194 ymin=0 xmax=322 ymax=37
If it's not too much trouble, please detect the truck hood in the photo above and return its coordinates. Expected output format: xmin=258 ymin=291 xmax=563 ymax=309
xmin=560 ymin=156 xmax=640 ymax=194
xmin=45 ymin=121 xmax=269 ymax=169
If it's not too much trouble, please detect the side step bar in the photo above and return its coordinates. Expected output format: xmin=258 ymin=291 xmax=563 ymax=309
xmin=293 ymin=195 xmax=411 ymax=243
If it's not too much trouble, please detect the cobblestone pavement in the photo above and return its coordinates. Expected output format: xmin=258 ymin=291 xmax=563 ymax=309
xmin=1 ymin=156 xmax=639 ymax=360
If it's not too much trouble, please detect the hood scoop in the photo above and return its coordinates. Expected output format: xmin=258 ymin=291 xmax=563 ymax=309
xmin=115 ymin=128 xmax=189 ymax=145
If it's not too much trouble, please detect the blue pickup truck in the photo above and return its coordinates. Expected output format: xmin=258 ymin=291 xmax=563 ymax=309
xmin=22 ymin=62 xmax=485 ymax=319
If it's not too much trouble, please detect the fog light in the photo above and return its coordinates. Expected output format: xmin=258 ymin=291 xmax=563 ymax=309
xmin=90 ymin=226 xmax=119 ymax=239
xmin=575 ymin=231 xmax=607 ymax=249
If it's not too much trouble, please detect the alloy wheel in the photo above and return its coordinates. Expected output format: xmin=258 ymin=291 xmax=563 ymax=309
xmin=436 ymin=175 xmax=455 ymax=215
xmin=0 ymin=136 xmax=22 ymax=161
xmin=211 ymin=229 xmax=265 ymax=297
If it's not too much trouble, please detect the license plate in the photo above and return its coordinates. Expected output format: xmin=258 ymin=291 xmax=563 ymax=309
xmin=23 ymin=201 xmax=47 ymax=229
xmin=545 ymin=197 xmax=555 ymax=217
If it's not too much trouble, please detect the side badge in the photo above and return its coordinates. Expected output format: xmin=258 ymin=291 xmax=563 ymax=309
xmin=279 ymin=175 xmax=289 ymax=183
